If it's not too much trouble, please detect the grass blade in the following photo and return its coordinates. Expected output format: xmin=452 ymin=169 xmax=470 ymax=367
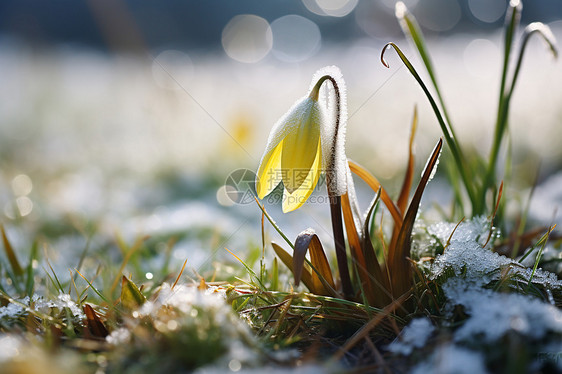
xmin=390 ymin=138 xmax=442 ymax=299
xmin=381 ymin=43 xmax=475 ymax=210
xmin=25 ymin=240 xmax=39 ymax=297
xmin=362 ymin=188 xmax=391 ymax=307
xmin=110 ymin=234 xmax=148 ymax=295
xmin=483 ymin=19 xmax=557 ymax=208
xmin=1 ymin=224 xmax=24 ymax=277
xmin=526 ymin=225 xmax=556 ymax=290
xmin=397 ymin=106 xmax=418 ymax=216
xmin=341 ymin=192 xmax=375 ymax=298
xmin=395 ymin=3 xmax=457 ymax=142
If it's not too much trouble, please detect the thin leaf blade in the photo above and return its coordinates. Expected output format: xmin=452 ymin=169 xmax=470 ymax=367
xmin=390 ymin=138 xmax=443 ymax=299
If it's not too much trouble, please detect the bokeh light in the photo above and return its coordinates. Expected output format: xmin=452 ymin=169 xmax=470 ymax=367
xmin=221 ymin=15 xmax=272 ymax=63
xmin=271 ymin=15 xmax=321 ymax=62
xmin=463 ymin=38 xmax=501 ymax=78
xmin=11 ymin=174 xmax=33 ymax=196
xmin=302 ymin=0 xmax=358 ymax=17
xmin=355 ymin=2 xmax=401 ymax=39
xmin=468 ymin=0 xmax=507 ymax=24
xmin=416 ymin=0 xmax=461 ymax=32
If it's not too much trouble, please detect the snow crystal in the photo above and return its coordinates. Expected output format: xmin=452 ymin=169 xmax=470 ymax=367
xmin=387 ymin=317 xmax=434 ymax=355
xmin=154 ymin=283 xmax=226 ymax=315
xmin=444 ymin=279 xmax=562 ymax=342
xmin=34 ymin=293 xmax=85 ymax=319
xmin=0 ymin=298 xmax=27 ymax=319
xmin=412 ymin=344 xmax=489 ymax=374
xmin=106 ymin=327 xmax=131 ymax=345
xmin=0 ymin=294 xmax=85 ymax=321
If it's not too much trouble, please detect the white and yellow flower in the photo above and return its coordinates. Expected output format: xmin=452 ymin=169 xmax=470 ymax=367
xmin=255 ymin=66 xmax=348 ymax=212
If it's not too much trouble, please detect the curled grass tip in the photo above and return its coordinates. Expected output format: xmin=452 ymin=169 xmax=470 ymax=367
xmin=523 ymin=22 xmax=558 ymax=59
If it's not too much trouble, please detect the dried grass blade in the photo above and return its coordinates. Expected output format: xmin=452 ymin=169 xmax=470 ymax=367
xmin=83 ymin=304 xmax=109 ymax=338
xmin=348 ymin=160 xmax=402 ymax=228
xmin=172 ymin=259 xmax=188 ymax=290
xmin=331 ymin=293 xmax=407 ymax=361
xmin=390 ymin=138 xmax=442 ymax=299
xmin=397 ymin=106 xmax=418 ymax=215
xmin=362 ymin=189 xmax=391 ymax=307
xmin=341 ymin=193 xmax=373 ymax=293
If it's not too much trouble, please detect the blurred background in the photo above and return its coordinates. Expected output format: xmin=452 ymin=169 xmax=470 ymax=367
xmin=0 ymin=0 xmax=561 ymax=276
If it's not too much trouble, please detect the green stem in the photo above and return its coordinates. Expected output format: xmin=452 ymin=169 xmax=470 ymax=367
xmin=479 ymin=2 xmax=521 ymax=214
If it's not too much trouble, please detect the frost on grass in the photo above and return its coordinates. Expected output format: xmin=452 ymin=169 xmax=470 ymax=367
xmin=411 ymin=344 xmax=489 ymax=374
xmin=0 ymin=293 xmax=85 ymax=323
xmin=420 ymin=217 xmax=562 ymax=354
xmin=387 ymin=317 xmax=434 ymax=355
xmin=110 ymin=283 xmax=260 ymax=373
xmin=428 ymin=216 xmax=562 ymax=289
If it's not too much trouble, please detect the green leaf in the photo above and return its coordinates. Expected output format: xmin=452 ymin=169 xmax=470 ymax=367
xmin=120 ymin=275 xmax=147 ymax=310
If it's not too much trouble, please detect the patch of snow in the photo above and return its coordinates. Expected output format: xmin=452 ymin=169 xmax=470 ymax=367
xmin=412 ymin=344 xmax=489 ymax=374
xmin=423 ymin=217 xmax=562 ymax=349
xmin=387 ymin=317 xmax=435 ymax=355
xmin=153 ymin=283 xmax=226 ymax=315
xmin=443 ymin=279 xmax=562 ymax=343
xmin=0 ymin=298 xmax=28 ymax=319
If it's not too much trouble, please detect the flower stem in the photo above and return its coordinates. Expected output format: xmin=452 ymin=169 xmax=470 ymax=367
xmin=314 ymin=74 xmax=354 ymax=298
xmin=329 ymin=195 xmax=354 ymax=298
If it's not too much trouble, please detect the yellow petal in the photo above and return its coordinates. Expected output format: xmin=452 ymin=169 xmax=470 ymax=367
xmin=282 ymin=141 xmax=322 ymax=213
xmin=281 ymin=104 xmax=321 ymax=193
xmin=256 ymin=140 xmax=283 ymax=199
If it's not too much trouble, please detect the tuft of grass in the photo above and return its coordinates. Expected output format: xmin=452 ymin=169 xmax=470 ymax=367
xmin=393 ymin=1 xmax=558 ymax=218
